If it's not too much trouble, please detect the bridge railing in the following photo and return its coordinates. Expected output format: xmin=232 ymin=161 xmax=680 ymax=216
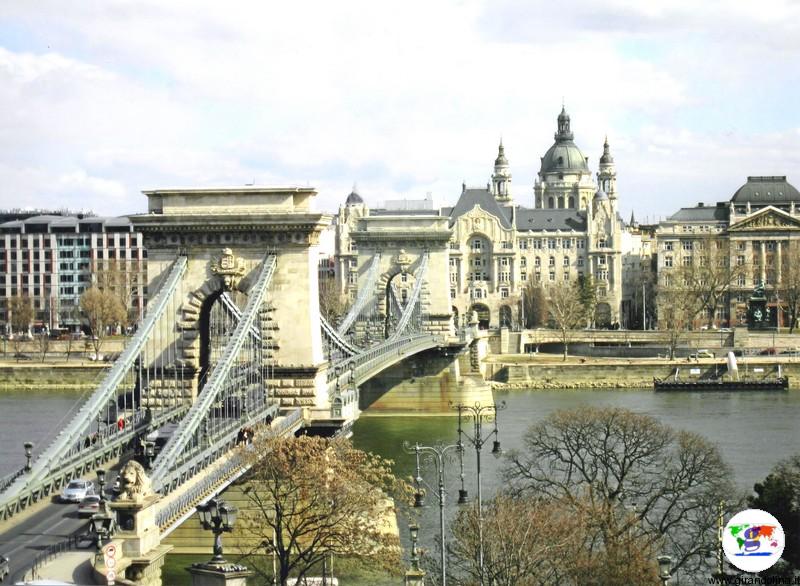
xmin=156 ymin=407 xmax=304 ymax=536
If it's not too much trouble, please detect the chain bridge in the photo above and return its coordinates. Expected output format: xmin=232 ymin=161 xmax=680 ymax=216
xmin=0 ymin=187 xmax=472 ymax=582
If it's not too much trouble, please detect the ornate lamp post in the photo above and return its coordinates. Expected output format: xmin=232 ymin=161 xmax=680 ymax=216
xmin=657 ymin=555 xmax=672 ymax=585
xmin=96 ymin=469 xmax=107 ymax=508
xmin=404 ymin=522 xmax=426 ymax=586
xmin=23 ymin=442 xmax=33 ymax=473
xmin=196 ymin=498 xmax=238 ymax=566
xmin=88 ymin=511 xmax=115 ymax=552
xmin=404 ymin=441 xmax=461 ymax=586
xmin=452 ymin=401 xmax=505 ymax=585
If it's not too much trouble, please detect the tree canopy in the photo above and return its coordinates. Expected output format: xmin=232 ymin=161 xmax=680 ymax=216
xmin=502 ymin=406 xmax=736 ymax=580
xmin=237 ymin=435 xmax=414 ymax=586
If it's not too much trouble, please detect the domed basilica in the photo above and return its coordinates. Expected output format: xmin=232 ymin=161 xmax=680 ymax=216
xmin=334 ymin=108 xmax=628 ymax=330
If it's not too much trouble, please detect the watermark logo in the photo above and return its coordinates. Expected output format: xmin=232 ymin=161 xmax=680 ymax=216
xmin=722 ymin=508 xmax=784 ymax=573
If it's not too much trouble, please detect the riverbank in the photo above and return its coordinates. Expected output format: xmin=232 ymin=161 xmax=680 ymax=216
xmin=485 ymin=354 xmax=800 ymax=390
xmin=0 ymin=361 xmax=107 ymax=391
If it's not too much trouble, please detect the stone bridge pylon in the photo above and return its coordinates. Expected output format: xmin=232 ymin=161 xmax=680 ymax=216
xmin=131 ymin=186 xmax=332 ymax=410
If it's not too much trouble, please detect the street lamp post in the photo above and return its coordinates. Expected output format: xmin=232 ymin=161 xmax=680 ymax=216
xmin=404 ymin=441 xmax=461 ymax=586
xmin=196 ymin=498 xmax=239 ymax=566
xmin=96 ymin=469 xmax=107 ymax=508
xmin=23 ymin=442 xmax=33 ymax=473
xmin=452 ymin=401 xmax=505 ymax=585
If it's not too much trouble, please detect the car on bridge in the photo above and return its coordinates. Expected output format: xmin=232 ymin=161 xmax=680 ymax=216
xmin=0 ymin=554 xmax=8 ymax=582
xmin=77 ymin=495 xmax=102 ymax=517
xmin=59 ymin=479 xmax=96 ymax=503
xmin=690 ymin=349 xmax=715 ymax=359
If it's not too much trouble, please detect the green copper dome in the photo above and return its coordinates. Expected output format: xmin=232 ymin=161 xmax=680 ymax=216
xmin=540 ymin=108 xmax=589 ymax=175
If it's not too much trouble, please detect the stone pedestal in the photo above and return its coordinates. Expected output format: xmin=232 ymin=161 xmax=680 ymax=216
xmin=404 ymin=568 xmax=426 ymax=585
xmin=111 ymin=494 xmax=162 ymax=558
xmin=187 ymin=563 xmax=253 ymax=586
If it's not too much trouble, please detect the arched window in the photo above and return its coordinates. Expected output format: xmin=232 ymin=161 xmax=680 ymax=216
xmin=548 ymin=197 xmax=555 ymax=209
xmin=568 ymin=196 xmax=575 ymax=208
xmin=558 ymin=196 xmax=564 ymax=208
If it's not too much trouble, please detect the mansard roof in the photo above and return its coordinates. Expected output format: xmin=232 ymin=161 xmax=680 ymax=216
xmin=448 ymin=188 xmax=512 ymax=229
xmin=666 ymin=205 xmax=729 ymax=223
xmin=731 ymin=176 xmax=800 ymax=204
xmin=516 ymin=208 xmax=587 ymax=232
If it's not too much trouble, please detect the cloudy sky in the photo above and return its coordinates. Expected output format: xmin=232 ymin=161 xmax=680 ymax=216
xmin=1 ymin=0 xmax=799 ymax=221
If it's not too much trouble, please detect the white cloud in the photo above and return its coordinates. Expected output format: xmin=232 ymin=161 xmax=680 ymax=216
xmin=0 ymin=1 xmax=797 ymax=220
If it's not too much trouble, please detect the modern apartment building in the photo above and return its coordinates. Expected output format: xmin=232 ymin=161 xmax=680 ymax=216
xmin=0 ymin=214 xmax=146 ymax=333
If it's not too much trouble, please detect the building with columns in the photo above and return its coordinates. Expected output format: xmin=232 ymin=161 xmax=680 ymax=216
xmin=655 ymin=176 xmax=800 ymax=327
xmin=334 ymin=108 xmax=629 ymax=329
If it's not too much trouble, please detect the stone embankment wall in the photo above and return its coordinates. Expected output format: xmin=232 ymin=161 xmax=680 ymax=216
xmin=485 ymin=359 xmax=800 ymax=390
xmin=0 ymin=363 xmax=107 ymax=391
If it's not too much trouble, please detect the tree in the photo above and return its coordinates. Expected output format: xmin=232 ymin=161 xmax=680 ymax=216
xmin=237 ymin=435 xmax=414 ymax=586
xmin=576 ymin=274 xmax=597 ymax=327
xmin=319 ymin=278 xmax=347 ymax=325
xmin=447 ymin=494 xmax=660 ymax=586
xmin=677 ymin=237 xmax=746 ymax=328
xmin=778 ymin=241 xmax=800 ymax=333
xmin=546 ymin=281 xmax=584 ymax=360
xmin=94 ymin=258 xmax=143 ymax=327
xmin=520 ymin=281 xmax=548 ymax=328
xmin=7 ymin=295 xmax=33 ymax=356
xmin=502 ymin=406 xmax=736 ymax=581
xmin=79 ymin=287 xmax=126 ymax=355
xmin=37 ymin=331 xmax=50 ymax=363
xmin=749 ymin=454 xmax=800 ymax=576
xmin=8 ymin=295 xmax=33 ymax=335
xmin=655 ymin=273 xmax=701 ymax=359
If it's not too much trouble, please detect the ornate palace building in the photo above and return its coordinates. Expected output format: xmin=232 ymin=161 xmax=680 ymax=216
xmin=334 ymin=108 xmax=630 ymax=329
xmin=655 ymin=176 xmax=800 ymax=327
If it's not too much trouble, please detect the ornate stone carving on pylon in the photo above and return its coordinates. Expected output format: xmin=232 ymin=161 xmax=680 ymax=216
xmin=211 ymin=248 xmax=246 ymax=290
xmin=394 ymin=249 xmax=412 ymax=273
xmin=118 ymin=460 xmax=154 ymax=503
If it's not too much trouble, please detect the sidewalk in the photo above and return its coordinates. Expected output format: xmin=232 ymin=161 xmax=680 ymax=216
xmin=21 ymin=550 xmax=97 ymax=585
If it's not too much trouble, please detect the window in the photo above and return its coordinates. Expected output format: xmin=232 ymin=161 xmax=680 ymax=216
xmin=737 ymin=275 xmax=746 ymax=287
xmin=563 ymin=272 xmax=570 ymax=281
xmin=548 ymin=239 xmax=557 ymax=249
xmin=501 ymin=241 xmax=513 ymax=250
xmin=519 ymin=240 xmax=528 ymax=250
xmin=450 ymin=242 xmax=459 ymax=250
xmin=598 ymin=256 xmax=606 ymax=266
xmin=577 ymin=258 xmax=584 ymax=267
xmin=598 ymin=238 xmax=607 ymax=248
xmin=664 ymin=242 xmax=674 ymax=251
xmin=520 ymin=271 xmax=527 ymax=281
xmin=500 ymin=258 xmax=509 ymax=267
xmin=576 ymin=239 xmax=585 ymax=249
xmin=472 ymin=289 xmax=485 ymax=299
xmin=533 ymin=239 xmax=542 ymax=250
xmin=596 ymin=270 xmax=608 ymax=281
xmin=348 ymin=272 xmax=357 ymax=284
xmin=563 ymin=257 xmax=570 ymax=267
xmin=500 ymin=271 xmax=510 ymax=282
xmin=472 ymin=239 xmax=482 ymax=251
xmin=449 ymin=258 xmax=458 ymax=267
xmin=736 ymin=255 xmax=745 ymax=266
xmin=682 ymin=240 xmax=693 ymax=252
xmin=737 ymin=242 xmax=746 ymax=251
xmin=563 ymin=239 xmax=572 ymax=250
xmin=450 ymin=288 xmax=456 ymax=298
xmin=500 ymin=288 xmax=509 ymax=298
xmin=473 ymin=258 xmax=483 ymax=267
xmin=535 ymin=271 xmax=542 ymax=281
xmin=535 ymin=257 xmax=541 ymax=267
xmin=549 ymin=256 xmax=555 ymax=267
xmin=450 ymin=273 xmax=457 ymax=283
xmin=401 ymin=273 xmax=408 ymax=283
xmin=766 ymin=242 xmax=776 ymax=251
xmin=520 ymin=257 xmax=527 ymax=267
xmin=664 ymin=256 xmax=673 ymax=268
xmin=549 ymin=271 xmax=555 ymax=281
xmin=682 ymin=256 xmax=692 ymax=267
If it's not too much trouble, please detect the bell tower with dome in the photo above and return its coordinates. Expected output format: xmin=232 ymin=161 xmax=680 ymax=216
xmin=491 ymin=139 xmax=512 ymax=203
xmin=597 ymin=136 xmax=617 ymax=203
xmin=534 ymin=107 xmax=597 ymax=210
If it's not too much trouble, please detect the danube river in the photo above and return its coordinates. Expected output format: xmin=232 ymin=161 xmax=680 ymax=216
xmin=1 ymin=387 xmax=798 ymax=584
xmin=1 ymin=386 xmax=797 ymax=491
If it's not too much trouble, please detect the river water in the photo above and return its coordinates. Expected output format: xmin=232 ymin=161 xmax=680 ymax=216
xmin=2 ymin=387 xmax=799 ymax=583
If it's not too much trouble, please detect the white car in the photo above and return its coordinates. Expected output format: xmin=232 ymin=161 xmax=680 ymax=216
xmin=59 ymin=479 xmax=95 ymax=503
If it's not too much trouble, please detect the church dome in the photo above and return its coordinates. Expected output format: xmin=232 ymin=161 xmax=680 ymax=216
xmin=495 ymin=141 xmax=508 ymax=167
xmin=345 ymin=185 xmax=363 ymax=205
xmin=540 ymin=108 xmax=589 ymax=175
xmin=594 ymin=188 xmax=608 ymax=200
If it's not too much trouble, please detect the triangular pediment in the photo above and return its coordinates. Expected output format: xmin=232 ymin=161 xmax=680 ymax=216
xmin=728 ymin=206 xmax=800 ymax=232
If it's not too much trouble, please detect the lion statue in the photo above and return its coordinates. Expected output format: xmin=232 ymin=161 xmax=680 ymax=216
xmin=118 ymin=460 xmax=153 ymax=502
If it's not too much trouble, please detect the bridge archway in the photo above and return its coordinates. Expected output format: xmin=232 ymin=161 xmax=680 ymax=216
xmin=471 ymin=303 xmax=490 ymax=329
